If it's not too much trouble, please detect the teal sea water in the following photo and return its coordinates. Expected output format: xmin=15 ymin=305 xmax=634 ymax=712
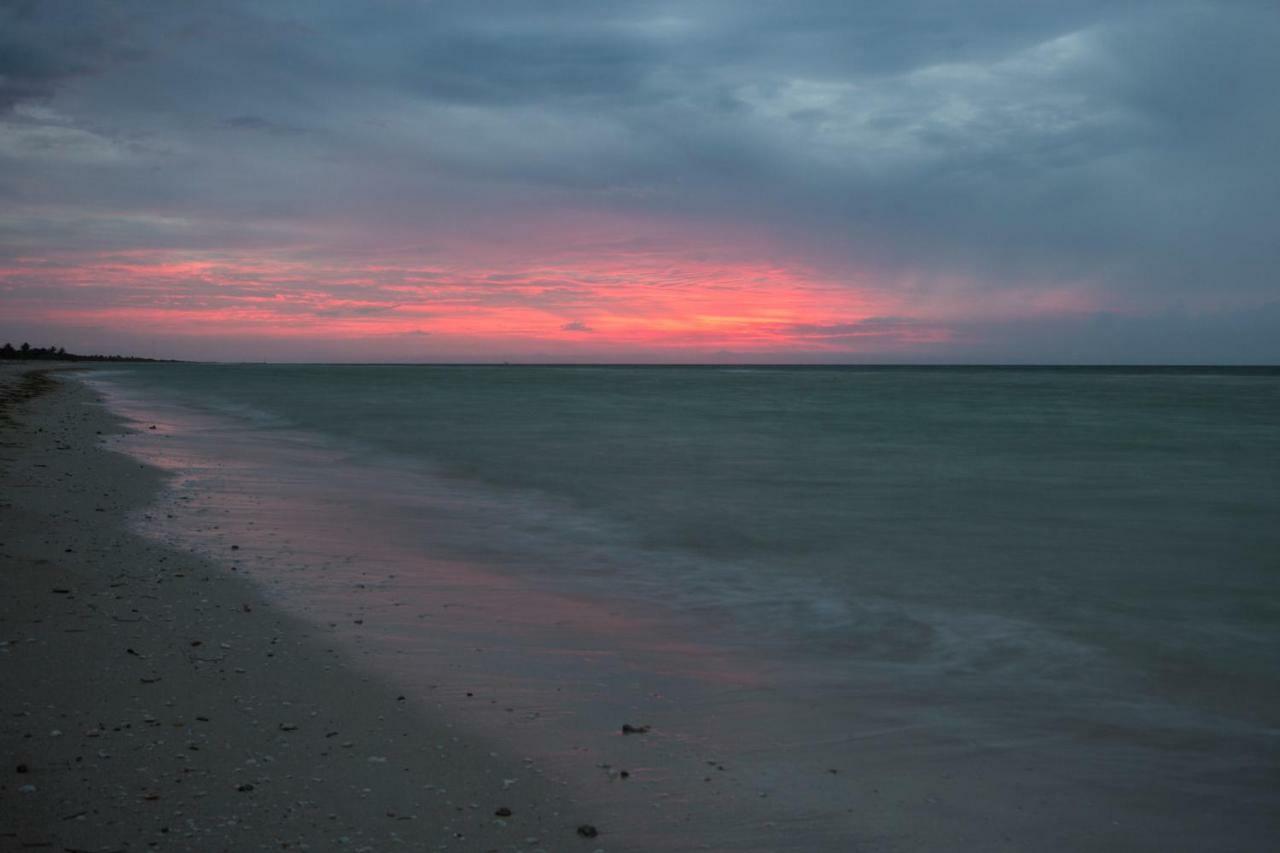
xmin=86 ymin=365 xmax=1280 ymax=849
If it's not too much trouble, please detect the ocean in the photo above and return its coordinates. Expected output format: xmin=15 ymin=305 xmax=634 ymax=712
xmin=84 ymin=365 xmax=1280 ymax=850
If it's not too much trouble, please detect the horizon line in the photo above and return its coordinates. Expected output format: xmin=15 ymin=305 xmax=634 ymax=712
xmin=89 ymin=360 xmax=1280 ymax=369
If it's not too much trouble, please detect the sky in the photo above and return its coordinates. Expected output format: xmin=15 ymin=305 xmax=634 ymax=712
xmin=1 ymin=0 xmax=1278 ymax=363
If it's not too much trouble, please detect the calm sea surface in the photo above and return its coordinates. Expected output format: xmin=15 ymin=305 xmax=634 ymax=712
xmin=86 ymin=365 xmax=1280 ymax=851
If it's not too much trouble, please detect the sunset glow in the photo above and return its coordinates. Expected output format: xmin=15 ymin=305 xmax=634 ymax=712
xmin=2 ymin=1 xmax=1277 ymax=362
xmin=2 ymin=239 xmax=962 ymax=359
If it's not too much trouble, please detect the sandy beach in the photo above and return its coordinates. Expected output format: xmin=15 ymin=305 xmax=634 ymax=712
xmin=0 ymin=366 xmax=590 ymax=852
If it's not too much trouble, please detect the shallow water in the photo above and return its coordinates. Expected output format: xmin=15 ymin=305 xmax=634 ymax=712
xmin=84 ymin=365 xmax=1280 ymax=851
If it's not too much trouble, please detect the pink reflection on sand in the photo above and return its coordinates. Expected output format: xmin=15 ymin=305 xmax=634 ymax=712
xmin=94 ymin=374 xmax=761 ymax=694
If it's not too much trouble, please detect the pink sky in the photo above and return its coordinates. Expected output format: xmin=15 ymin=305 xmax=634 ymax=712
xmin=2 ymin=2 xmax=1277 ymax=363
xmin=0 ymin=202 xmax=1114 ymax=362
xmin=1 ymin=231 xmax=1103 ymax=361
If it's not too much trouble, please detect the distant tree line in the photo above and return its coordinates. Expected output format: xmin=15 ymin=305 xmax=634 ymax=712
xmin=0 ymin=342 xmax=171 ymax=362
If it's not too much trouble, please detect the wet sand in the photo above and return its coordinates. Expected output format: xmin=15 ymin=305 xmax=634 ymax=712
xmin=0 ymin=366 xmax=590 ymax=851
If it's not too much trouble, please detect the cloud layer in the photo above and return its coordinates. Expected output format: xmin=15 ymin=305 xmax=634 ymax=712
xmin=2 ymin=0 xmax=1278 ymax=361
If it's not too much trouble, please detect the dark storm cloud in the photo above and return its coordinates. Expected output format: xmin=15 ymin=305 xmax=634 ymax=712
xmin=223 ymin=115 xmax=307 ymax=136
xmin=0 ymin=0 xmax=150 ymax=112
xmin=780 ymin=318 xmax=939 ymax=340
xmin=0 ymin=39 xmax=76 ymax=111
xmin=2 ymin=0 xmax=1278 ymax=359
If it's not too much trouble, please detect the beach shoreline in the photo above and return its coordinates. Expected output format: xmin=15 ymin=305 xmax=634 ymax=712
xmin=5 ymin=364 xmax=1278 ymax=852
xmin=0 ymin=365 xmax=590 ymax=852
